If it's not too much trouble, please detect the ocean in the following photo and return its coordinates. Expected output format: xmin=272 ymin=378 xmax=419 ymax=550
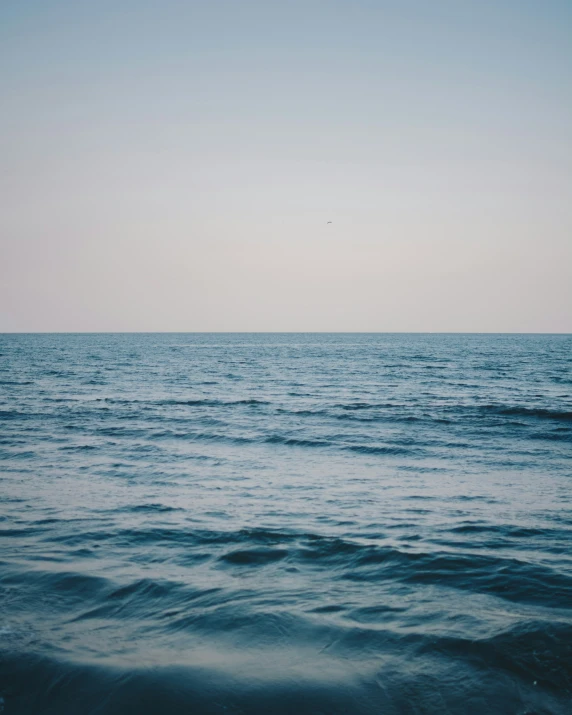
xmin=0 ymin=333 xmax=571 ymax=714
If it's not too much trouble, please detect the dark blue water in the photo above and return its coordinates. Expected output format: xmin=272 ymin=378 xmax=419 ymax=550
xmin=1 ymin=333 xmax=571 ymax=714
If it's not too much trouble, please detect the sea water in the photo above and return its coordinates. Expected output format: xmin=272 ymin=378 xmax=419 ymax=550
xmin=0 ymin=333 xmax=571 ymax=713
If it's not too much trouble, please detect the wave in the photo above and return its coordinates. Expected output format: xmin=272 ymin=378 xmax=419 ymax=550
xmin=334 ymin=402 xmax=398 ymax=411
xmin=122 ymin=503 xmax=182 ymax=514
xmin=0 ymin=410 xmax=29 ymax=420
xmin=96 ymin=397 xmax=270 ymax=408
xmin=1 ymin=620 xmax=570 ymax=714
xmin=120 ymin=428 xmax=421 ymax=456
xmin=346 ymin=444 xmax=417 ymax=456
xmin=479 ymin=405 xmax=572 ymax=421
xmin=264 ymin=435 xmax=332 ymax=448
xmin=30 ymin=527 xmax=572 ymax=610
xmin=219 ymin=547 xmax=289 ymax=565
xmin=160 ymin=398 xmax=270 ymax=407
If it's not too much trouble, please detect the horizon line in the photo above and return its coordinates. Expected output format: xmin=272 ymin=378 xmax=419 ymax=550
xmin=2 ymin=331 xmax=571 ymax=336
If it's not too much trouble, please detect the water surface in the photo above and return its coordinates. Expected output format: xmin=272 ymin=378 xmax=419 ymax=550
xmin=1 ymin=333 xmax=571 ymax=713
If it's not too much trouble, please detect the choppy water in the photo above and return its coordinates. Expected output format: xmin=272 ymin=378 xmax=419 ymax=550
xmin=1 ymin=333 xmax=571 ymax=714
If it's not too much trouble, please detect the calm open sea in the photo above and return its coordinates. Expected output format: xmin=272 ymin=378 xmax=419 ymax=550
xmin=1 ymin=333 xmax=571 ymax=714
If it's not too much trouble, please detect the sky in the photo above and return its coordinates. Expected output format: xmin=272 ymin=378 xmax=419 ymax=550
xmin=1 ymin=0 xmax=571 ymax=332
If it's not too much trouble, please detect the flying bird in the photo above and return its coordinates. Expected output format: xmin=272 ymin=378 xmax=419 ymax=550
xmin=327 ymin=221 xmax=332 ymax=224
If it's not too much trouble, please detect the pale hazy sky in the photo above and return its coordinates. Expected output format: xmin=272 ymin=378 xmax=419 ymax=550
xmin=1 ymin=0 xmax=571 ymax=332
